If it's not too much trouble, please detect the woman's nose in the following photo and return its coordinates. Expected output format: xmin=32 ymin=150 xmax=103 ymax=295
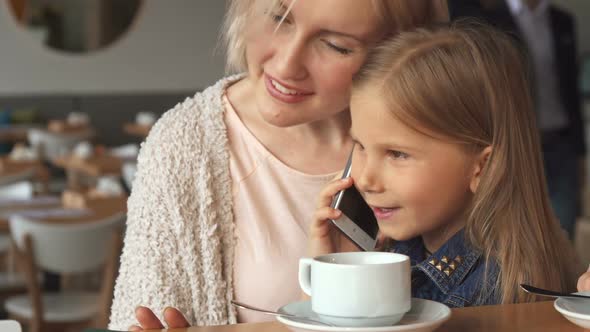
xmin=272 ymin=36 xmax=308 ymax=81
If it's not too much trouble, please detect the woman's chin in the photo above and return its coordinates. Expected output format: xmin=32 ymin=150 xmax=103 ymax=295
xmin=258 ymin=109 xmax=311 ymax=128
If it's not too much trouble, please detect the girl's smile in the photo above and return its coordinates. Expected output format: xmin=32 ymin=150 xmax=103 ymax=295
xmin=368 ymin=205 xmax=401 ymax=221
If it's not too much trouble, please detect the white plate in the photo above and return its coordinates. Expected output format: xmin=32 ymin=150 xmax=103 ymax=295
xmin=277 ymin=298 xmax=451 ymax=332
xmin=554 ymin=291 xmax=590 ymax=329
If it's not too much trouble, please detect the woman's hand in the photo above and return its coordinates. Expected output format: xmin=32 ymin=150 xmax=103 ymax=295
xmin=309 ymin=177 xmax=359 ymax=257
xmin=577 ymin=266 xmax=590 ymax=292
xmin=129 ymin=306 xmax=190 ymax=331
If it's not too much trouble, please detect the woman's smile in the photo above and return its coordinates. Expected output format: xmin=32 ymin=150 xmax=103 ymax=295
xmin=264 ymin=73 xmax=314 ymax=104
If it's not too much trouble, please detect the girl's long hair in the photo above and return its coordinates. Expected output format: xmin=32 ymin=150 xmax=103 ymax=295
xmin=353 ymin=21 xmax=580 ymax=303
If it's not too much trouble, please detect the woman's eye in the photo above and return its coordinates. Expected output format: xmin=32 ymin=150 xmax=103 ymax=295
xmin=353 ymin=141 xmax=364 ymax=151
xmin=269 ymin=11 xmax=290 ymax=24
xmin=389 ymin=150 xmax=409 ymax=160
xmin=323 ymin=40 xmax=352 ymax=55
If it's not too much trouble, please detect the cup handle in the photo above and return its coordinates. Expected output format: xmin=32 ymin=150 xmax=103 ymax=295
xmin=299 ymin=258 xmax=313 ymax=296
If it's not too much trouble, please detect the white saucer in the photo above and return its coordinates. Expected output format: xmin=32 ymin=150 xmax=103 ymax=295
xmin=554 ymin=291 xmax=590 ymax=329
xmin=277 ymin=298 xmax=451 ymax=332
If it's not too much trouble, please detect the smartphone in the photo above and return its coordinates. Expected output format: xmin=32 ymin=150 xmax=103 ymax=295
xmin=330 ymin=148 xmax=379 ymax=251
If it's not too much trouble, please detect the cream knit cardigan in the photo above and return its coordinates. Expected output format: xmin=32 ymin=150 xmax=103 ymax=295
xmin=109 ymin=76 xmax=241 ymax=330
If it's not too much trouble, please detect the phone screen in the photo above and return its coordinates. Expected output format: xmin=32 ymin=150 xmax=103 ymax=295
xmin=338 ymin=185 xmax=379 ymax=239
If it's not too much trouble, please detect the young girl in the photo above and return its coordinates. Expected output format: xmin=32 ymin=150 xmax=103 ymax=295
xmin=310 ymin=22 xmax=580 ymax=306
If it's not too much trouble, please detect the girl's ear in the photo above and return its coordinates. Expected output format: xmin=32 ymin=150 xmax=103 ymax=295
xmin=470 ymin=146 xmax=492 ymax=193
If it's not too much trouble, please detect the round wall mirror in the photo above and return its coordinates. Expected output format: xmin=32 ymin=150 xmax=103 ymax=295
xmin=8 ymin=0 xmax=143 ymax=54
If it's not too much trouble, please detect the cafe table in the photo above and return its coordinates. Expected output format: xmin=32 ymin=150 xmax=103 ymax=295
xmin=52 ymin=154 xmax=123 ymax=189
xmin=123 ymin=123 xmax=152 ymax=138
xmin=0 ymin=194 xmax=127 ymax=233
xmin=0 ymin=125 xmax=39 ymax=143
xmin=53 ymin=153 xmax=123 ymax=176
xmin=143 ymin=301 xmax=586 ymax=332
xmin=0 ymin=157 xmax=49 ymax=188
xmin=47 ymin=120 xmax=96 ymax=137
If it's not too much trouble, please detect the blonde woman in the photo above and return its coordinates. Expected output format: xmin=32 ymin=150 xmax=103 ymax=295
xmin=310 ymin=22 xmax=580 ymax=306
xmin=108 ymin=0 xmax=448 ymax=330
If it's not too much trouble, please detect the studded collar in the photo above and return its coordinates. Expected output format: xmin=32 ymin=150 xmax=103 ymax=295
xmin=390 ymin=229 xmax=483 ymax=295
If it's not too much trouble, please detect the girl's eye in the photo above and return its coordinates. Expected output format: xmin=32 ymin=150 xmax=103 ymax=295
xmin=323 ymin=40 xmax=353 ymax=55
xmin=389 ymin=150 xmax=409 ymax=160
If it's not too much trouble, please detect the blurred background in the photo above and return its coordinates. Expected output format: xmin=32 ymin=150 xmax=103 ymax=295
xmin=0 ymin=1 xmax=227 ymax=331
xmin=0 ymin=0 xmax=589 ymax=331
xmin=0 ymin=0 xmax=227 ymax=147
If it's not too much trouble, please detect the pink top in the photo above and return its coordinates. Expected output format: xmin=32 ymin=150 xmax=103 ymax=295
xmin=223 ymin=95 xmax=336 ymax=323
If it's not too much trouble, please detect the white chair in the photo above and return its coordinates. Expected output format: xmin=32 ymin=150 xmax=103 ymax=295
xmin=0 ymin=181 xmax=34 ymax=257
xmin=0 ymin=182 xmax=34 ymax=201
xmin=0 ymin=320 xmax=22 ymax=332
xmin=6 ymin=213 xmax=125 ymax=332
xmin=27 ymin=128 xmax=89 ymax=162
xmin=110 ymin=144 xmax=139 ymax=161
xmin=121 ymin=162 xmax=137 ymax=190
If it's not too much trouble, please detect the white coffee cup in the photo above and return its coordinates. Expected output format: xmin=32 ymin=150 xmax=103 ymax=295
xmin=136 ymin=112 xmax=156 ymax=126
xmin=9 ymin=145 xmax=38 ymax=161
xmin=67 ymin=112 xmax=90 ymax=126
xmin=73 ymin=141 xmax=93 ymax=159
xmin=299 ymin=252 xmax=410 ymax=327
xmin=96 ymin=176 xmax=125 ymax=196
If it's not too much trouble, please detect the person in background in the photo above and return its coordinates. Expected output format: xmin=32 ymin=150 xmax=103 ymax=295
xmin=310 ymin=22 xmax=580 ymax=307
xmin=449 ymin=0 xmax=587 ymax=240
xmin=108 ymin=1 xmax=449 ymax=330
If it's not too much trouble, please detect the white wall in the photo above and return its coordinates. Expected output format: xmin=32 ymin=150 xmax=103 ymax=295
xmin=0 ymin=0 xmax=227 ymax=96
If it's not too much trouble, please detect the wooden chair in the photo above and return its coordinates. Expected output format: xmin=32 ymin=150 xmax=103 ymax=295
xmin=6 ymin=213 xmax=124 ymax=332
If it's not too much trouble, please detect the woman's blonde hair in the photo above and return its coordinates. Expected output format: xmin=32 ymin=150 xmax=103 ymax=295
xmin=220 ymin=0 xmax=449 ymax=73
xmin=352 ymin=21 xmax=580 ymax=303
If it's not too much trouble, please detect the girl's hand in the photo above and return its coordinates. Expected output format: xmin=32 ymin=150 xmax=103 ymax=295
xmin=577 ymin=266 xmax=590 ymax=292
xmin=309 ymin=177 xmax=359 ymax=257
xmin=129 ymin=306 xmax=190 ymax=331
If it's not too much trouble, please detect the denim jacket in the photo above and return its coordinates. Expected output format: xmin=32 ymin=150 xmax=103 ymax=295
xmin=389 ymin=229 xmax=500 ymax=307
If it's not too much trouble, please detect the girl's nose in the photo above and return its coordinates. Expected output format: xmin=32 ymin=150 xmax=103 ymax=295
xmin=272 ymin=36 xmax=308 ymax=81
xmin=355 ymin=158 xmax=385 ymax=194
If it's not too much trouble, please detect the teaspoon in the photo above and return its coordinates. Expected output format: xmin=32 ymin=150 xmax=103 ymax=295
xmin=230 ymin=300 xmax=334 ymax=326
xmin=520 ymin=284 xmax=590 ymax=299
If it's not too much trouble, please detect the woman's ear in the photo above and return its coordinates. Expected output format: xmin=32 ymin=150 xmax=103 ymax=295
xmin=470 ymin=146 xmax=492 ymax=193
